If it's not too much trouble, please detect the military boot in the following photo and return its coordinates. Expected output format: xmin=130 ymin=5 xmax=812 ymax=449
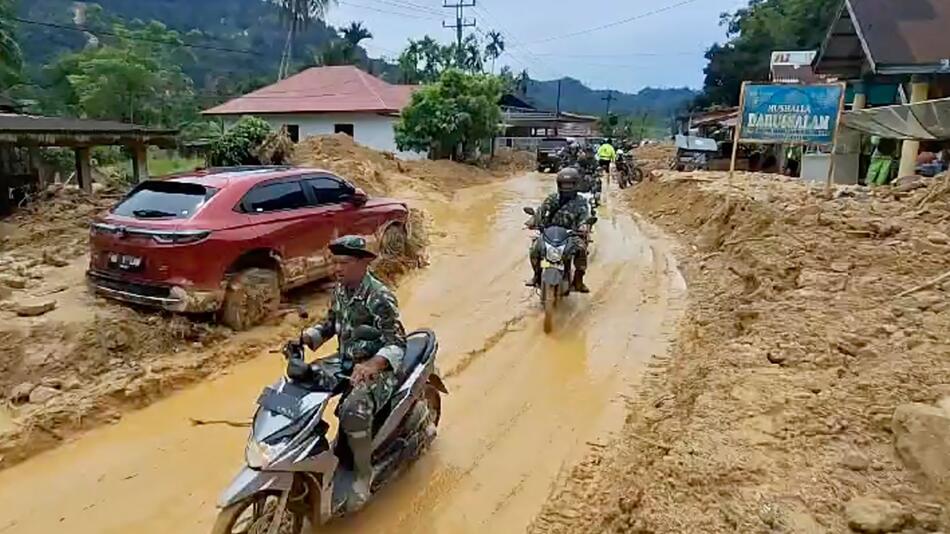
xmin=572 ymin=270 xmax=590 ymax=293
xmin=347 ymin=433 xmax=374 ymax=512
xmin=525 ymin=268 xmax=542 ymax=288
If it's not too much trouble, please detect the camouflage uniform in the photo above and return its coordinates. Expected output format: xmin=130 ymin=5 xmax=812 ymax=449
xmin=529 ymin=192 xmax=591 ymax=274
xmin=558 ymin=144 xmax=580 ymax=169
xmin=307 ymin=272 xmax=406 ymax=422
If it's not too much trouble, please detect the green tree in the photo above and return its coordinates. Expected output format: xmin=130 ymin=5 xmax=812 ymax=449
xmin=208 ymin=115 xmax=273 ymax=166
xmin=394 ymin=69 xmax=503 ymax=161
xmin=699 ymin=0 xmax=837 ymax=106
xmin=0 ymin=0 xmax=22 ymax=88
xmin=316 ymin=21 xmax=371 ymax=66
xmin=398 ymin=36 xmax=451 ymax=84
xmin=44 ymin=20 xmax=196 ymax=127
xmin=484 ymin=30 xmax=505 ymax=74
xmin=272 ymin=0 xmax=335 ymax=79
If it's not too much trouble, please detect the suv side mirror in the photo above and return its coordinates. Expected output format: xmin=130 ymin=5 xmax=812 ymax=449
xmin=349 ymin=187 xmax=368 ymax=206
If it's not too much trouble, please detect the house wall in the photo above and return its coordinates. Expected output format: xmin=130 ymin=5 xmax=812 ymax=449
xmin=221 ymin=112 xmax=425 ymax=160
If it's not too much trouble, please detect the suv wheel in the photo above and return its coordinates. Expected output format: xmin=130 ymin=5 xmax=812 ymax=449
xmin=220 ymin=268 xmax=280 ymax=331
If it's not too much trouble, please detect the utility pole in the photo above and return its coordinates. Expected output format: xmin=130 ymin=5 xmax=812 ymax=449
xmin=443 ymin=0 xmax=476 ymax=67
xmin=602 ymin=90 xmax=615 ymax=116
xmin=555 ymin=79 xmax=562 ymax=115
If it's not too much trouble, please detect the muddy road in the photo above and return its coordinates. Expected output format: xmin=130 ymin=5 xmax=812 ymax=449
xmin=0 ymin=173 xmax=685 ymax=534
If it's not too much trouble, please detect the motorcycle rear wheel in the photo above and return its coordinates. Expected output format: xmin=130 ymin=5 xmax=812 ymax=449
xmin=542 ymin=284 xmax=556 ymax=333
xmin=212 ymin=492 xmax=305 ymax=534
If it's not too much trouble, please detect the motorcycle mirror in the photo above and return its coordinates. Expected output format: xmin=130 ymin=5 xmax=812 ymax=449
xmin=297 ymin=306 xmax=309 ymax=320
xmin=352 ymin=325 xmax=382 ymax=341
xmin=523 ymin=207 xmax=536 ymax=216
xmin=588 ymin=216 xmax=598 ymax=226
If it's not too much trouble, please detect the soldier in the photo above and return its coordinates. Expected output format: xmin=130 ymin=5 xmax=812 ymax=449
xmin=297 ymin=235 xmax=406 ymax=511
xmin=527 ymin=168 xmax=592 ymax=293
xmin=557 ymin=140 xmax=581 ymax=169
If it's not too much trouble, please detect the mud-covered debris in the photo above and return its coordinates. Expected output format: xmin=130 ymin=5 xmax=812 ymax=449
xmin=42 ymin=250 xmax=69 ymax=268
xmin=845 ymin=497 xmax=908 ymax=533
xmin=841 ymin=450 xmax=870 ymax=471
xmin=892 ymin=403 xmax=950 ymax=496
xmin=0 ymin=276 xmax=27 ymax=289
xmin=0 ymin=285 xmax=11 ymax=301
xmin=9 ymin=382 xmax=35 ymax=403
xmin=14 ymin=299 xmax=56 ymax=317
xmin=28 ymin=385 xmax=60 ymax=404
xmin=927 ymin=231 xmax=950 ymax=245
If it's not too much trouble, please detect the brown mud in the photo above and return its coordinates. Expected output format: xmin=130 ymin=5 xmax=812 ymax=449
xmin=0 ymin=138 xmax=533 ymax=470
xmin=532 ymin=171 xmax=950 ymax=534
xmin=0 ymin=173 xmax=684 ymax=533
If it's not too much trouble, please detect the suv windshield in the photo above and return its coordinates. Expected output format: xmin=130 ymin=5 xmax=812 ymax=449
xmin=539 ymin=138 xmax=568 ymax=151
xmin=113 ymin=181 xmax=216 ymax=219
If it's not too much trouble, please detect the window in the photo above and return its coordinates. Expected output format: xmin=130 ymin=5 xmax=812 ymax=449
xmin=306 ymin=176 xmax=352 ymax=205
xmin=113 ymin=181 xmax=215 ymax=219
xmin=285 ymin=124 xmax=300 ymax=143
xmin=243 ymin=181 xmax=308 ymax=213
xmin=334 ymin=123 xmax=355 ymax=137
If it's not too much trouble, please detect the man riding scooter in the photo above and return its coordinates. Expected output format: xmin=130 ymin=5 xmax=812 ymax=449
xmin=296 ymin=235 xmax=406 ymax=512
xmin=527 ymin=168 xmax=591 ymax=293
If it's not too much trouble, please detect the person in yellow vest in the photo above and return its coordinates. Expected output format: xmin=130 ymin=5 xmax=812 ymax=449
xmin=596 ymin=139 xmax=617 ymax=176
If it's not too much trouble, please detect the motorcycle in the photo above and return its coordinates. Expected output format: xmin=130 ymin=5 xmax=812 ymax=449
xmin=523 ymin=207 xmax=596 ymax=333
xmin=616 ymin=150 xmax=644 ymax=189
xmin=212 ymin=314 xmax=447 ymax=534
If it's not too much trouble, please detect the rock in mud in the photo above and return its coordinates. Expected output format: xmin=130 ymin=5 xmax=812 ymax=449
xmin=0 ymin=275 xmax=27 ymax=289
xmin=845 ymin=496 xmax=908 ymax=533
xmin=9 ymin=382 xmax=35 ymax=403
xmin=42 ymin=250 xmax=69 ymax=267
xmin=892 ymin=403 xmax=950 ymax=496
xmin=926 ymin=231 xmax=950 ymax=245
xmin=14 ymin=298 xmax=56 ymax=317
xmin=62 ymin=377 xmax=81 ymax=391
xmin=28 ymin=385 xmax=60 ymax=404
xmin=841 ymin=450 xmax=871 ymax=471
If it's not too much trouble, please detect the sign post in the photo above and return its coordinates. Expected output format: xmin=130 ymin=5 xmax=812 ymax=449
xmin=733 ymin=82 xmax=846 ymax=185
xmin=825 ymin=85 xmax=848 ymax=196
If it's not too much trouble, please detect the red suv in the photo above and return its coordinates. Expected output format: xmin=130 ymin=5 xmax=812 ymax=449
xmin=87 ymin=166 xmax=409 ymax=329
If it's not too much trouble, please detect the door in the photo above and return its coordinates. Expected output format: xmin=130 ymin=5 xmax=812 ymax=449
xmin=301 ymin=175 xmax=362 ymax=280
xmin=240 ymin=179 xmax=333 ymax=287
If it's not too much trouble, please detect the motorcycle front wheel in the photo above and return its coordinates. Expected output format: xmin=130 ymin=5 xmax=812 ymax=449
xmin=212 ymin=492 xmax=305 ymax=534
xmin=542 ymin=283 xmax=556 ymax=333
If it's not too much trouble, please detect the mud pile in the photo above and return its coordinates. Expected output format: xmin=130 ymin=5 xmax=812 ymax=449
xmin=533 ymin=172 xmax=950 ymax=533
xmin=293 ymin=134 xmax=505 ymax=196
xmin=633 ymin=143 xmax=675 ymax=173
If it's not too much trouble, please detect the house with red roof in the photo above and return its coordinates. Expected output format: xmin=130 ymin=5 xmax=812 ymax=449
xmin=203 ymin=66 xmax=422 ymax=159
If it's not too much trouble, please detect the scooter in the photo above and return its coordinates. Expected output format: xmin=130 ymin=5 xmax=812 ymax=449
xmin=523 ymin=207 xmax=596 ymax=334
xmin=212 ymin=316 xmax=447 ymax=534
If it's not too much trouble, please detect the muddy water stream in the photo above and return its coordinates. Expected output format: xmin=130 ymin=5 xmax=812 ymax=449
xmin=0 ymin=173 xmax=684 ymax=534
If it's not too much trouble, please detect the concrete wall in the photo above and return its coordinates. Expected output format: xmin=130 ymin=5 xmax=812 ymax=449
xmin=222 ymin=112 xmax=425 ymax=160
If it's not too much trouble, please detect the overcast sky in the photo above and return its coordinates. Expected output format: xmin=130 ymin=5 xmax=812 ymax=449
xmin=325 ymin=0 xmax=751 ymax=93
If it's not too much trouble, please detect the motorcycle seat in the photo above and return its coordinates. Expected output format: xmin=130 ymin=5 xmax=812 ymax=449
xmin=398 ymin=330 xmax=436 ymax=387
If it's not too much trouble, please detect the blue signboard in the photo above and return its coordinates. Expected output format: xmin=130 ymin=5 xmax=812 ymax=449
xmin=740 ymin=84 xmax=844 ymax=144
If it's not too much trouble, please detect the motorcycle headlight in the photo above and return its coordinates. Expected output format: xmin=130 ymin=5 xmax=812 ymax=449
xmin=545 ymin=246 xmax=564 ymax=263
xmin=245 ymin=439 xmax=277 ymax=469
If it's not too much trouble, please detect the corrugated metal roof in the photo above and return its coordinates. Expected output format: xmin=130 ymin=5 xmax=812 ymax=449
xmin=203 ymin=66 xmax=417 ymax=116
xmin=0 ymin=113 xmax=176 ymax=134
xmin=850 ymin=0 xmax=950 ymax=70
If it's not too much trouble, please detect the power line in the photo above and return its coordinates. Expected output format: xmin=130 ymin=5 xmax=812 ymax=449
xmin=470 ymin=4 xmax=559 ymax=78
xmin=512 ymin=0 xmax=707 ymax=47
xmin=442 ymin=0 xmax=476 ymax=63
xmin=359 ymin=0 xmax=444 ymax=17
xmin=12 ymin=17 xmax=266 ymax=56
xmin=338 ymin=0 xmax=442 ymax=20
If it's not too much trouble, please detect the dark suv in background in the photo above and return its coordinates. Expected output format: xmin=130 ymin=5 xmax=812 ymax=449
xmin=536 ymin=137 xmax=570 ymax=173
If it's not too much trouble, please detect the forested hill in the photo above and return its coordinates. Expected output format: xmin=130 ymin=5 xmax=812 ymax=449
xmin=524 ymin=77 xmax=695 ymax=117
xmin=17 ymin=0 xmax=339 ymax=87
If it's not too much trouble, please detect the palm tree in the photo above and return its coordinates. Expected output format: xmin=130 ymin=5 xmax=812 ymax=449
xmin=341 ymin=21 xmax=372 ymax=47
xmin=516 ymin=69 xmax=530 ymax=96
xmin=272 ymin=0 xmax=335 ymax=79
xmin=484 ymin=30 xmax=505 ymax=74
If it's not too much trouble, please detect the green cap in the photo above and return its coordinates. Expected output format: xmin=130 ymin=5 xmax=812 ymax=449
xmin=328 ymin=235 xmax=377 ymax=259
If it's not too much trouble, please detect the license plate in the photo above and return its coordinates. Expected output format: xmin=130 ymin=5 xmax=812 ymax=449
xmin=109 ymin=253 xmax=143 ymax=271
